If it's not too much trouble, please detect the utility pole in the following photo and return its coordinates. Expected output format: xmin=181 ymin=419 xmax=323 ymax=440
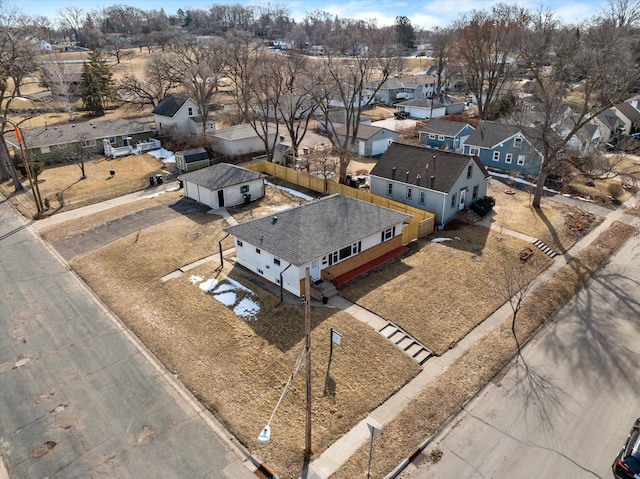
xmin=13 ymin=125 xmax=44 ymax=214
xmin=304 ymin=267 xmax=312 ymax=456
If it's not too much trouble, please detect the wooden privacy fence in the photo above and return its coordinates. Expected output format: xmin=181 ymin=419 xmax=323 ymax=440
xmin=245 ymin=161 xmax=435 ymax=244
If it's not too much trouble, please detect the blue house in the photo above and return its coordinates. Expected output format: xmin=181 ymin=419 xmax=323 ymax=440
xmin=418 ymin=119 xmax=476 ymax=152
xmin=463 ymin=122 xmax=543 ymax=177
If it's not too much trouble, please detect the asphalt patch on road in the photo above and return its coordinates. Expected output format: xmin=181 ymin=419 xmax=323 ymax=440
xmin=51 ymin=200 xmax=208 ymax=260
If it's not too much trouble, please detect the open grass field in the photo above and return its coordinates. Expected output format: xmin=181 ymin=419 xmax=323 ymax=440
xmin=70 ymin=214 xmax=420 ymax=479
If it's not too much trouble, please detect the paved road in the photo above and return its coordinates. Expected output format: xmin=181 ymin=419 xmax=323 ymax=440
xmin=407 ymin=236 xmax=640 ymax=479
xmin=0 ymin=198 xmax=255 ymax=479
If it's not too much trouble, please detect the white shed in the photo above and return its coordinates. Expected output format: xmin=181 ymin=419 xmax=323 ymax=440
xmin=180 ymin=163 xmax=265 ymax=209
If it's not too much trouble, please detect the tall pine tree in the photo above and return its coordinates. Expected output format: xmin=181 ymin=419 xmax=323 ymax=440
xmin=80 ymin=49 xmax=117 ymax=116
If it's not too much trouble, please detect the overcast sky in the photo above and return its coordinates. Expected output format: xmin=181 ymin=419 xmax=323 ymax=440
xmin=11 ymin=0 xmax=608 ymax=30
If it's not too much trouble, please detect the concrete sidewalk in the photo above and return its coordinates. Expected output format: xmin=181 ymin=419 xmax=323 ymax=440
xmin=32 ymin=180 xmax=181 ymax=232
xmin=305 ymin=191 xmax=640 ymax=479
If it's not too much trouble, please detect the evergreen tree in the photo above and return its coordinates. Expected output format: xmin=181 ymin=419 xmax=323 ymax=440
xmin=395 ymin=16 xmax=415 ymax=50
xmin=80 ymin=49 xmax=117 ymax=116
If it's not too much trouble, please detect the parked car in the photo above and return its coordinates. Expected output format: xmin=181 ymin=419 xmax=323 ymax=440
xmin=612 ymin=418 xmax=640 ymax=479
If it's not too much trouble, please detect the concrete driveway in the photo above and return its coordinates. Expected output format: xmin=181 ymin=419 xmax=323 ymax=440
xmin=406 ymin=236 xmax=640 ymax=479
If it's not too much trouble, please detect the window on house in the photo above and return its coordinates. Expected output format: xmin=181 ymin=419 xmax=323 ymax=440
xmin=493 ymin=151 xmax=500 ymax=162
xmin=469 ymin=147 xmax=479 ymax=156
xmin=407 ymin=187 xmax=412 ymax=199
xmin=40 ymin=146 xmax=50 ymax=154
xmin=473 ymin=185 xmax=479 ymax=200
xmin=240 ymin=185 xmax=249 ymax=193
xmin=108 ymin=136 xmax=117 ymax=145
xmin=381 ymin=227 xmax=396 ymax=242
xmin=419 ymin=191 xmax=426 ymax=204
xmin=467 ymin=165 xmax=473 ymax=179
xmin=256 ymin=248 xmax=261 ymax=254
xmin=514 ymin=137 xmax=523 ymax=148
xmin=329 ymin=242 xmax=361 ymax=265
xmin=438 ymin=135 xmax=445 ymax=141
xmin=237 ymin=239 xmax=243 ymax=247
xmin=188 ymin=107 xmax=193 ymax=116
xmin=387 ymin=183 xmax=393 ymax=195
xmin=505 ymin=153 xmax=512 ymax=164
xmin=82 ymin=139 xmax=96 ymax=148
xmin=451 ymin=193 xmax=457 ymax=208
xmin=429 ymin=133 xmax=436 ymax=139
xmin=517 ymin=155 xmax=525 ymax=165
xmin=273 ymin=258 xmax=281 ymax=266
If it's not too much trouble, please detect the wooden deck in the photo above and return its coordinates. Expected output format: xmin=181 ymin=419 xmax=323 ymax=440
xmin=332 ymin=246 xmax=408 ymax=288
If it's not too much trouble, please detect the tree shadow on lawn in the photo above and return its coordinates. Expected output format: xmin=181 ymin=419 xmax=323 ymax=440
xmin=427 ymin=223 xmax=491 ymax=255
xmin=219 ymin=264 xmax=336 ymax=353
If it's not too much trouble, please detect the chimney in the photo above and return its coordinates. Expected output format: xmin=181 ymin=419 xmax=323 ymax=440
xmin=405 ymin=171 xmax=410 ymax=182
xmin=391 ymin=167 xmax=396 ymax=179
xmin=416 ymin=174 xmax=421 ymax=186
xmin=430 ymin=175 xmax=435 ymax=189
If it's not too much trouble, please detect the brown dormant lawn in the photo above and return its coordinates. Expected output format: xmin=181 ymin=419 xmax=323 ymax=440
xmin=487 ymin=178 xmax=601 ymax=253
xmin=70 ymin=209 xmax=420 ymax=479
xmin=341 ymin=226 xmax=553 ymax=355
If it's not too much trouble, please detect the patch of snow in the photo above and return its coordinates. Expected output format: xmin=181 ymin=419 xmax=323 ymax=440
xmin=266 ymin=181 xmax=315 ymax=201
xmin=162 ymin=170 xmax=173 ymax=176
xmin=148 ymin=148 xmax=174 ymax=160
xmin=233 ymin=297 xmax=260 ymax=321
xmin=562 ymin=193 xmax=595 ymax=203
xmin=144 ymin=192 xmax=163 ymax=199
xmin=189 ymin=275 xmax=203 ymax=284
xmin=213 ymin=291 xmax=237 ymax=306
xmin=166 ymin=186 xmax=180 ymax=192
xmin=267 ymin=204 xmax=293 ymax=212
xmin=490 ymin=172 xmax=559 ymax=194
xmin=199 ymin=278 xmax=218 ymax=292
xmin=431 ymin=237 xmax=453 ymax=243
xmin=220 ymin=277 xmax=254 ymax=294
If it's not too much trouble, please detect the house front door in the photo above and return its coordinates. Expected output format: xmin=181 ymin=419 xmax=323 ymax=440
xmin=459 ymin=188 xmax=467 ymax=211
xmin=217 ymin=190 xmax=225 ymax=207
xmin=310 ymin=259 xmax=320 ymax=281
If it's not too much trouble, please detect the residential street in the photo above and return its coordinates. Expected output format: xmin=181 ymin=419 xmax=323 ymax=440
xmin=406 ymin=235 xmax=640 ymax=479
xmin=0 ymin=198 xmax=255 ymax=479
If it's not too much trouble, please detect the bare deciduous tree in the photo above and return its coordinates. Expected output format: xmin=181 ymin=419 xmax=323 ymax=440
xmin=119 ymin=54 xmax=182 ymax=108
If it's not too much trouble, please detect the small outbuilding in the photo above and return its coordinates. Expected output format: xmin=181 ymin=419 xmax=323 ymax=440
xmin=175 ymin=147 xmax=210 ymax=173
xmin=180 ymin=163 xmax=265 ymax=209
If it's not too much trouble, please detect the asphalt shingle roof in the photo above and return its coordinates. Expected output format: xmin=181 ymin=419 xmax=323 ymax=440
xmin=179 ymin=163 xmax=264 ymax=190
xmin=370 ymin=142 xmax=488 ymax=193
xmin=465 ymin=122 xmax=524 ymax=148
xmin=151 ymin=94 xmax=189 ymax=117
xmin=224 ymin=194 xmax=411 ymax=266
xmin=7 ymin=118 xmax=152 ymax=149
xmin=420 ymin=119 xmax=473 ymax=137
xmin=615 ymin=102 xmax=640 ymax=123
xmin=334 ymin=124 xmax=392 ymax=140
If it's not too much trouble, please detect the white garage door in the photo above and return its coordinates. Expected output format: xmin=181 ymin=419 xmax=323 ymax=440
xmin=371 ymin=138 xmax=391 ymax=156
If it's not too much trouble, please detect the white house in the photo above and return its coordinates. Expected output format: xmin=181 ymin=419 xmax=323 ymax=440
xmin=180 ymin=163 xmax=265 ymax=209
xmin=211 ymin=124 xmax=278 ymax=157
xmin=152 ymin=94 xmax=215 ymax=134
xmin=224 ymin=194 xmax=411 ymax=297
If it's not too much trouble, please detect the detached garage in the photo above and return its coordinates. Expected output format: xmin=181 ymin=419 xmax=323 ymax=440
xmin=180 ymin=163 xmax=266 ymax=209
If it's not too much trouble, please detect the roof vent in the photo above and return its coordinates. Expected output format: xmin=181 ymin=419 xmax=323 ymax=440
xmin=405 ymin=171 xmax=410 ymax=182
xmin=430 ymin=175 xmax=435 ymax=188
xmin=391 ymin=167 xmax=397 ymax=179
xmin=260 ymin=235 xmax=264 ymax=243
xmin=272 ymin=216 xmax=278 ymax=224
xmin=72 ymin=124 xmax=76 ymax=127
xmin=416 ymin=174 xmax=421 ymax=186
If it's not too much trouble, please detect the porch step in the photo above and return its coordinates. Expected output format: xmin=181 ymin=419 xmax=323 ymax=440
xmin=310 ymin=279 xmax=338 ymax=301
xmin=532 ymin=239 xmax=558 ymax=258
xmin=379 ymin=321 xmax=433 ymax=366
xmin=457 ymin=209 xmax=482 ymax=224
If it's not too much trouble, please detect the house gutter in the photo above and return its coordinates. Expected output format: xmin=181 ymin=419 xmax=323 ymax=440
xmin=440 ymin=194 xmax=447 ymax=229
xmin=218 ymin=233 xmax=230 ymax=268
xmin=279 ymin=263 xmax=293 ymax=304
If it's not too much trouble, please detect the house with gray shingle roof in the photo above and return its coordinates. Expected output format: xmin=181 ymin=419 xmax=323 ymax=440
xmin=152 ymin=94 xmax=215 ymax=134
xmin=4 ymin=118 xmax=153 ymax=164
xmin=224 ymin=194 xmax=411 ymax=296
xmin=180 ymin=163 xmax=265 ymax=209
xmin=370 ymin=143 xmax=490 ymax=225
xmin=463 ymin=121 xmax=543 ymax=177
xmin=334 ymin=124 xmax=397 ymax=157
xmin=613 ymin=102 xmax=640 ymax=134
xmin=396 ymin=96 xmax=465 ymax=119
xmin=419 ymin=119 xmax=476 ymax=152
